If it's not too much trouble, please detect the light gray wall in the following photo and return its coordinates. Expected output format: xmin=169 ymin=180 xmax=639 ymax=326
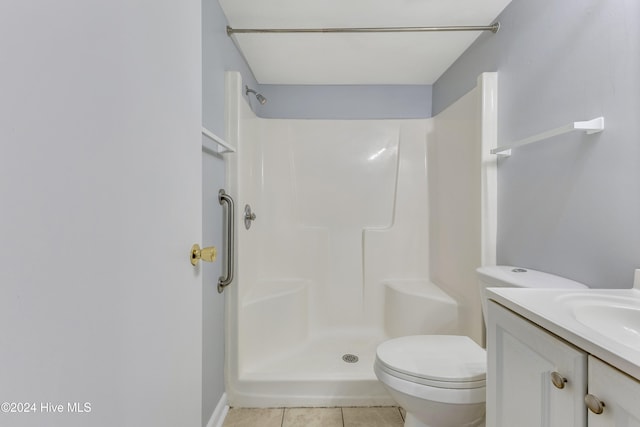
xmin=203 ymin=0 xmax=258 ymax=136
xmin=201 ymin=0 xmax=257 ymax=424
xmin=255 ymin=84 xmax=432 ymax=119
xmin=434 ymin=0 xmax=640 ymax=288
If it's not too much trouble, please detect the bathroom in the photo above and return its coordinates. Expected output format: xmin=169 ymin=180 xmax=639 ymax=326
xmin=206 ymin=0 xmax=639 ymax=425
xmin=1 ymin=0 xmax=639 ymax=427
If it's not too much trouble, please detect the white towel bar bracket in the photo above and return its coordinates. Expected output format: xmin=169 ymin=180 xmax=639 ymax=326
xmin=202 ymin=127 xmax=236 ymax=153
xmin=491 ymin=116 xmax=605 ymax=157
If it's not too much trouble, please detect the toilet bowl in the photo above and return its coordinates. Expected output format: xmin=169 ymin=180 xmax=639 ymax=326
xmin=374 ymin=266 xmax=588 ymax=427
xmin=374 ymin=335 xmax=486 ymax=427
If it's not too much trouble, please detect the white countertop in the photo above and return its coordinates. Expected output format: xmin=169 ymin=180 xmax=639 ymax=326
xmin=487 ymin=288 xmax=640 ymax=381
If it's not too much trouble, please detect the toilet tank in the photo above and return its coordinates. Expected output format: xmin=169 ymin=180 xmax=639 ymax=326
xmin=476 ymin=265 xmax=588 ymax=327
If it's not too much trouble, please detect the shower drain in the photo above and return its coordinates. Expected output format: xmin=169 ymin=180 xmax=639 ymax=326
xmin=342 ymin=354 xmax=359 ymax=363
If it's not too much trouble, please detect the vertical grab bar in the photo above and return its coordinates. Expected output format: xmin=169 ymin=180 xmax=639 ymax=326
xmin=217 ymin=189 xmax=235 ymax=293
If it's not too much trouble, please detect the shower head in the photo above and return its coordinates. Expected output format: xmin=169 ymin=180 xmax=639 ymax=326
xmin=255 ymin=93 xmax=267 ymax=105
xmin=245 ymin=85 xmax=267 ymax=105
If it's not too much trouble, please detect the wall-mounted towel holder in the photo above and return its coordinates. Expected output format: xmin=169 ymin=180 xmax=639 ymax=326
xmin=202 ymin=127 xmax=236 ymax=154
xmin=491 ymin=117 xmax=604 ymax=157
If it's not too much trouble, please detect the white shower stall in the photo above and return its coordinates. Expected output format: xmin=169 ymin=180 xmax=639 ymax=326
xmin=223 ymin=71 xmax=497 ymax=407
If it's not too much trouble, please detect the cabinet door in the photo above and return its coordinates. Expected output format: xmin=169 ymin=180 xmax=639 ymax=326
xmin=588 ymin=356 xmax=640 ymax=426
xmin=487 ymin=301 xmax=588 ymax=427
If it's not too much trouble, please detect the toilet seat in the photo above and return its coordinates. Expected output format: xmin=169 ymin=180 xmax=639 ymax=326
xmin=375 ymin=335 xmax=486 ymax=389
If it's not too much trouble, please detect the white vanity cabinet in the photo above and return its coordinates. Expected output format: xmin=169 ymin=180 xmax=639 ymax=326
xmin=488 ymin=300 xmax=640 ymax=427
xmin=487 ymin=300 xmax=587 ymax=427
xmin=587 ymin=355 xmax=640 ymax=426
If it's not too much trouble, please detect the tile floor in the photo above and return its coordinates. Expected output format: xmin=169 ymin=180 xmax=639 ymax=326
xmin=222 ymin=406 xmax=406 ymax=427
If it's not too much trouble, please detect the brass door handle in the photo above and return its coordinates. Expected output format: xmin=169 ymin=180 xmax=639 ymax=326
xmin=190 ymin=244 xmax=217 ymax=266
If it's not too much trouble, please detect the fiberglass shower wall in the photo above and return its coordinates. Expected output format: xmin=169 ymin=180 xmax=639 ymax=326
xmin=224 ymin=71 xmax=498 ymax=406
xmin=240 ymin=117 xmax=436 ymax=337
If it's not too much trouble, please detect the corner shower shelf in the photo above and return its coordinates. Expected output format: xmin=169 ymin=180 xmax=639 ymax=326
xmin=202 ymin=127 xmax=236 ymax=153
xmin=491 ymin=117 xmax=604 ymax=157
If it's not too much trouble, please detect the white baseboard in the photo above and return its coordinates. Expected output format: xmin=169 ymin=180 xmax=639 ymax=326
xmin=206 ymin=392 xmax=229 ymax=427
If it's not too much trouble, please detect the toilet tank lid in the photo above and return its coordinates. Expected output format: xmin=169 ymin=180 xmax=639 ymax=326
xmin=476 ymin=265 xmax=588 ymax=289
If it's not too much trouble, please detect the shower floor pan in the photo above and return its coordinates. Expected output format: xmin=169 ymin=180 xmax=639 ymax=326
xmin=233 ymin=332 xmax=394 ymax=407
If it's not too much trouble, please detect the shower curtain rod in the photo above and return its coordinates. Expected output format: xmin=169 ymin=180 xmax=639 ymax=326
xmin=227 ymin=22 xmax=500 ymax=36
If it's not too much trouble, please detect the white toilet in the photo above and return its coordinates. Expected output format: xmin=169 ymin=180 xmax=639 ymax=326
xmin=374 ymin=266 xmax=587 ymax=427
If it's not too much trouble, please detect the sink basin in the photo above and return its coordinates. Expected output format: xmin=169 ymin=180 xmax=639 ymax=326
xmin=573 ymin=304 xmax=640 ymax=350
xmin=555 ymin=293 xmax=640 ymax=351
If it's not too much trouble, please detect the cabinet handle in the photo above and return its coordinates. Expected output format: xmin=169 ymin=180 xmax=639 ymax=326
xmin=550 ymin=371 xmax=567 ymax=389
xmin=585 ymin=394 xmax=605 ymax=414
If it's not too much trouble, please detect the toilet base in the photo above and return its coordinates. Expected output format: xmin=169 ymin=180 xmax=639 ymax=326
xmin=386 ymin=386 xmax=484 ymax=427
xmin=404 ymin=412 xmax=428 ymax=427
xmin=404 ymin=411 xmax=484 ymax=427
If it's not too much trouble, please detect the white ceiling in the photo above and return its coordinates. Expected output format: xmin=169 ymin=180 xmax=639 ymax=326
xmin=219 ymin=0 xmax=512 ymax=85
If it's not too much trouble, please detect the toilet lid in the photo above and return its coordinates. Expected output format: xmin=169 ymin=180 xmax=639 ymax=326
xmin=376 ymin=335 xmax=486 ymax=384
